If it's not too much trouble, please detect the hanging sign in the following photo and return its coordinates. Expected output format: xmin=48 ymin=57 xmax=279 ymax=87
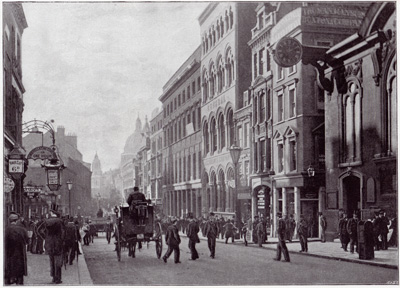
xmin=257 ymin=190 xmax=265 ymax=209
xmin=4 ymin=176 xmax=15 ymax=193
xmin=9 ymin=159 xmax=24 ymax=174
xmin=27 ymin=146 xmax=57 ymax=160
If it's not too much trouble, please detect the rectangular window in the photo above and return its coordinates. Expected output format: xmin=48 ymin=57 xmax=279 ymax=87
xmin=193 ymin=153 xmax=196 ymax=180
xmin=254 ymin=142 xmax=258 ymax=172
xmin=278 ymin=143 xmax=284 ymax=172
xmin=198 ymin=77 xmax=201 ymax=92
xmin=198 ymin=151 xmax=202 ymax=179
xmin=237 ymin=126 xmax=243 ymax=148
xmin=187 ymin=86 xmax=191 ymax=99
xmin=258 ymin=12 xmax=264 ymax=29
xmin=253 ymin=53 xmax=258 ymax=79
xmin=288 ymin=65 xmax=296 ymax=75
xmin=187 ymin=113 xmax=191 ymax=123
xmin=192 ymin=110 xmax=196 ymax=130
xmin=278 ymin=93 xmax=284 ymax=121
xmin=182 ymin=90 xmax=185 ymax=103
xmin=244 ymin=123 xmax=249 ymax=148
xmin=260 ymin=139 xmax=266 ymax=172
xmin=192 ymin=81 xmax=196 ymax=95
xmin=266 ymin=49 xmax=271 ymax=72
xmin=174 ymin=98 xmax=177 ymax=110
xmin=178 ymin=94 xmax=181 ymax=106
xmin=258 ymin=48 xmax=265 ymax=75
xmin=277 ymin=65 xmax=284 ymax=80
xmin=187 ymin=156 xmax=191 ymax=180
xmin=260 ymin=93 xmax=265 ymax=122
xmin=289 ymin=141 xmax=297 ymax=171
xmin=289 ymin=87 xmax=296 ymax=118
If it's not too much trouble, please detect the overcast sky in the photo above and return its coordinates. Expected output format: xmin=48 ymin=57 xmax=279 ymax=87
xmin=22 ymin=1 xmax=208 ymax=171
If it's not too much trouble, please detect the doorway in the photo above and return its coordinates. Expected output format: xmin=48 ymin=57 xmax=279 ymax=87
xmin=343 ymin=175 xmax=361 ymax=216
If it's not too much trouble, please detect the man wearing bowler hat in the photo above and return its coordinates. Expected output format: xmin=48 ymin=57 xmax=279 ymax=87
xmin=44 ymin=205 xmax=65 ymax=284
xmin=5 ymin=212 xmax=29 ymax=285
xmin=273 ymin=212 xmax=290 ymax=262
xmin=378 ymin=209 xmax=390 ymax=250
xmin=204 ymin=212 xmax=219 ymax=259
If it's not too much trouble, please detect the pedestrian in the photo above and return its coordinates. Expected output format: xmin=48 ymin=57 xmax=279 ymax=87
xmin=252 ymin=215 xmax=259 ymax=244
xmin=256 ymin=217 xmax=266 ymax=247
xmin=372 ymin=211 xmax=381 ymax=250
xmin=338 ymin=212 xmax=350 ymax=251
xmin=378 ymin=210 xmax=390 ymax=250
xmin=186 ymin=213 xmax=200 ymax=260
xmin=319 ymin=212 xmax=327 ymax=243
xmin=5 ymin=212 xmax=29 ymax=285
xmin=64 ymin=216 xmax=77 ymax=265
xmin=242 ymin=222 xmax=249 ymax=246
xmin=223 ymin=219 xmax=236 ymax=244
xmin=298 ymin=214 xmax=308 ymax=252
xmin=285 ymin=214 xmax=295 ymax=242
xmin=346 ymin=210 xmax=359 ymax=254
xmin=162 ymin=218 xmax=181 ymax=264
xmin=273 ymin=212 xmax=290 ymax=262
xmin=219 ymin=217 xmax=226 ymax=239
xmin=44 ymin=207 xmax=65 ymax=284
xmin=105 ymin=217 xmax=113 ymax=244
xmin=204 ymin=212 xmax=219 ymax=259
xmin=83 ymin=220 xmax=91 ymax=246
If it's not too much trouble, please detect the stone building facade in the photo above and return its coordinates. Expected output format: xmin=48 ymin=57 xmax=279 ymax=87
xmin=198 ymin=2 xmax=257 ymax=220
xmin=150 ymin=108 xmax=163 ymax=206
xmin=322 ymin=2 xmax=396 ymax=240
xmin=3 ymin=3 xmax=28 ymax=217
xmin=160 ymin=46 xmax=203 ymax=218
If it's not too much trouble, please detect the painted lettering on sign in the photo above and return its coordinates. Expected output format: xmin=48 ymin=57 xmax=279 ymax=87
xmin=302 ymin=16 xmax=362 ymax=28
xmin=48 ymin=170 xmax=59 ymax=184
xmin=9 ymin=160 xmax=24 ymax=174
xmin=302 ymin=7 xmax=365 ymax=18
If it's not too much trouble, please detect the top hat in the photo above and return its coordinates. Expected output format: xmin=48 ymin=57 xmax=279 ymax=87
xmin=133 ymin=186 xmax=139 ymax=191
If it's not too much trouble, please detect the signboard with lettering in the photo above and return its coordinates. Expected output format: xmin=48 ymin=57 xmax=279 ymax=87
xmin=257 ymin=190 xmax=265 ymax=209
xmin=48 ymin=170 xmax=59 ymax=185
xmin=27 ymin=146 xmax=57 ymax=160
xmin=4 ymin=176 xmax=15 ymax=193
xmin=9 ymin=160 xmax=24 ymax=174
xmin=24 ymin=186 xmax=42 ymax=199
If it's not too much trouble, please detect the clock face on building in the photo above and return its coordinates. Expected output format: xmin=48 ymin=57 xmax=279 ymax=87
xmin=274 ymin=37 xmax=303 ymax=68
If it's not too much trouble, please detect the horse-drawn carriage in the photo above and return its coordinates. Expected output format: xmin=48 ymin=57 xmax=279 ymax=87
xmin=114 ymin=201 xmax=163 ymax=261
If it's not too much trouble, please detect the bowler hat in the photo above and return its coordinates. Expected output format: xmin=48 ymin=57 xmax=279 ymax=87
xmin=209 ymin=212 xmax=215 ymax=216
xmin=276 ymin=212 xmax=282 ymax=217
xmin=8 ymin=212 xmax=19 ymax=222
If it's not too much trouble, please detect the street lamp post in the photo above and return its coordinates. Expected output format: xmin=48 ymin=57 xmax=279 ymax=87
xmin=67 ymin=180 xmax=73 ymax=216
xmin=229 ymin=144 xmax=242 ymax=228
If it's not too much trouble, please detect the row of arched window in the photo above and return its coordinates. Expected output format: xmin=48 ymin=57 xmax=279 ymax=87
xmin=202 ymin=7 xmax=234 ymax=54
xmin=202 ymin=48 xmax=235 ymax=103
xmin=203 ymin=109 xmax=235 ymax=155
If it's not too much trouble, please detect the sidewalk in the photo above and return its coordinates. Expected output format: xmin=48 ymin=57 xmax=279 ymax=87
xmin=180 ymin=231 xmax=398 ymax=269
xmin=25 ymin=248 xmax=93 ymax=285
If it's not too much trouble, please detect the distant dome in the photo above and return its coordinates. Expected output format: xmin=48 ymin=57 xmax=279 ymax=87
xmin=122 ymin=116 xmax=146 ymax=163
xmin=92 ymin=152 xmax=102 ymax=175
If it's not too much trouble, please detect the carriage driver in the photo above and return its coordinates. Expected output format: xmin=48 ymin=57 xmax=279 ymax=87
xmin=127 ymin=187 xmax=150 ymax=225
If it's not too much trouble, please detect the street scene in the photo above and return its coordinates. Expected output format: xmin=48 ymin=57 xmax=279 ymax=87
xmin=3 ymin=1 xmax=398 ymax=286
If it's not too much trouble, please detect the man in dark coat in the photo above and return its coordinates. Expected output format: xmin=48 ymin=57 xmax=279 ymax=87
xmin=44 ymin=209 xmax=65 ymax=284
xmin=223 ymin=219 xmax=236 ymax=244
xmin=252 ymin=215 xmax=259 ymax=244
xmin=298 ymin=214 xmax=308 ymax=252
xmin=127 ymin=186 xmax=146 ymax=205
xmin=186 ymin=214 xmax=200 ymax=260
xmin=105 ymin=217 xmax=114 ymax=244
xmin=285 ymin=214 xmax=295 ymax=242
xmin=338 ymin=212 xmax=350 ymax=251
xmin=319 ymin=212 xmax=327 ymax=243
xmin=273 ymin=212 xmax=290 ymax=262
xmin=256 ymin=217 xmax=266 ymax=247
xmin=64 ymin=216 xmax=77 ymax=265
xmin=378 ymin=210 xmax=390 ymax=250
xmin=162 ymin=218 xmax=181 ymax=264
xmin=347 ymin=211 xmax=359 ymax=254
xmin=204 ymin=212 xmax=219 ymax=259
xmin=5 ymin=212 xmax=28 ymax=285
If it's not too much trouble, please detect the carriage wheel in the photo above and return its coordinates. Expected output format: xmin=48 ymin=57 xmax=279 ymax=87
xmin=115 ymin=225 xmax=121 ymax=261
xmin=155 ymin=222 xmax=163 ymax=259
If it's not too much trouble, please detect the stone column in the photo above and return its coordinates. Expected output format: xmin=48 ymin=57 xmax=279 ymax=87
xmin=172 ymin=191 xmax=176 ymax=216
xmin=217 ymin=182 xmax=222 ymax=212
xmin=273 ymin=187 xmax=278 ymax=238
xmin=294 ymin=186 xmax=300 ymax=238
xmin=282 ymin=187 xmax=287 ymax=217
xmin=190 ymin=189 xmax=194 ymax=214
xmin=225 ymin=181 xmax=230 ymax=212
xmin=196 ymin=189 xmax=200 ymax=217
xmin=209 ymin=184 xmax=214 ymax=212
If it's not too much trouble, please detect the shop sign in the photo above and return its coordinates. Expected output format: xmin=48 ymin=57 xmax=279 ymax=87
xmin=257 ymin=190 xmax=265 ymax=209
xmin=4 ymin=176 xmax=15 ymax=193
xmin=27 ymin=146 xmax=57 ymax=160
xmin=9 ymin=160 xmax=24 ymax=174
xmin=24 ymin=186 xmax=42 ymax=199
xmin=48 ymin=170 xmax=59 ymax=185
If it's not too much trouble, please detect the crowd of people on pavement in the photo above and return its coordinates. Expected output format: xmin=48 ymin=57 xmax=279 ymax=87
xmin=4 ymin=203 xmax=109 ymax=285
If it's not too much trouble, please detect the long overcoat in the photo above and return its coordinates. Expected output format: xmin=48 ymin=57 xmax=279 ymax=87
xmin=5 ymin=224 xmax=28 ymax=278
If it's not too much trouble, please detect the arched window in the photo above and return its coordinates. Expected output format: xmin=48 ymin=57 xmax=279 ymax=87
xmin=216 ymin=21 xmax=220 ymax=40
xmin=226 ymin=49 xmax=234 ymax=87
xmin=228 ymin=109 xmax=234 ymax=147
xmin=217 ymin=57 xmax=224 ymax=93
xmin=219 ymin=114 xmax=225 ymax=149
xmin=229 ymin=7 xmax=233 ymax=28
xmin=225 ymin=11 xmax=229 ymax=32
xmin=209 ymin=64 xmax=216 ymax=98
xmin=204 ymin=122 xmax=210 ymax=154
xmin=385 ymin=55 xmax=397 ymax=156
xmin=260 ymin=92 xmax=265 ymax=122
xmin=342 ymin=81 xmax=362 ymax=163
xmin=211 ymin=118 xmax=217 ymax=153
xmin=202 ymin=70 xmax=208 ymax=103
xmin=220 ymin=17 xmax=224 ymax=37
